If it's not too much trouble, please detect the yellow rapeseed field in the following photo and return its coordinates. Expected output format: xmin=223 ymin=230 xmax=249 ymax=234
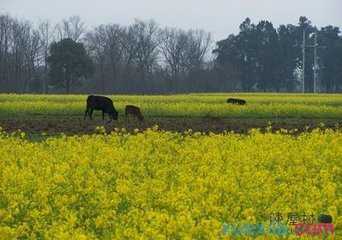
xmin=0 ymin=128 xmax=341 ymax=239
xmin=1 ymin=93 xmax=342 ymax=119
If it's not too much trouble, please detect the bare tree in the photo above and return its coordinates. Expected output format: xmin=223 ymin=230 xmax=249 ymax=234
xmin=184 ymin=30 xmax=212 ymax=91
xmin=103 ymin=24 xmax=125 ymax=91
xmin=86 ymin=24 xmax=127 ymax=92
xmin=160 ymin=28 xmax=212 ymax=91
xmin=56 ymin=16 xmax=85 ymax=42
xmin=160 ymin=28 xmax=189 ymax=90
xmin=184 ymin=30 xmax=212 ymax=71
xmin=0 ymin=14 xmax=12 ymax=91
xmin=85 ymin=25 xmax=107 ymax=93
xmin=119 ymin=25 xmax=139 ymax=89
xmin=38 ymin=20 xmax=55 ymax=93
xmin=23 ymin=28 xmax=41 ymax=92
xmin=12 ymin=20 xmax=30 ymax=91
xmin=0 ymin=13 xmax=215 ymax=94
xmin=129 ymin=20 xmax=160 ymax=91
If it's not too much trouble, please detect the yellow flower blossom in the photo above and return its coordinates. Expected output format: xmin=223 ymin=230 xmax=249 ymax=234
xmin=0 ymin=127 xmax=340 ymax=239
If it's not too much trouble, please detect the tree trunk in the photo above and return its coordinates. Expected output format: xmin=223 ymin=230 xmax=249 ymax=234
xmin=101 ymin=65 xmax=105 ymax=94
xmin=43 ymin=52 xmax=48 ymax=94
xmin=65 ymin=73 xmax=70 ymax=94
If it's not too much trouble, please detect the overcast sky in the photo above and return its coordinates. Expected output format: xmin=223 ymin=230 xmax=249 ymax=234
xmin=1 ymin=0 xmax=341 ymax=40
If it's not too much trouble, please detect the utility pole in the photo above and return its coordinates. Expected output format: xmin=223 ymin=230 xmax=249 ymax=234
xmin=302 ymin=28 xmax=306 ymax=93
xmin=309 ymin=31 xmax=325 ymax=93
xmin=312 ymin=32 xmax=325 ymax=93
xmin=313 ymin=32 xmax=318 ymax=93
xmin=302 ymin=29 xmax=324 ymax=93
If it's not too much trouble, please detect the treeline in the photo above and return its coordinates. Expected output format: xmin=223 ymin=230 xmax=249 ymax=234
xmin=0 ymin=14 xmax=341 ymax=93
xmin=214 ymin=17 xmax=342 ymax=92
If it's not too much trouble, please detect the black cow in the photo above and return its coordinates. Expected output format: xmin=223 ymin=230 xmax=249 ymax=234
xmin=318 ymin=214 xmax=333 ymax=223
xmin=227 ymin=98 xmax=246 ymax=105
xmin=84 ymin=95 xmax=118 ymax=122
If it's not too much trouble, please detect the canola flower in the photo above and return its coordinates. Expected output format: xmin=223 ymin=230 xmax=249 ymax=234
xmin=0 ymin=128 xmax=341 ymax=239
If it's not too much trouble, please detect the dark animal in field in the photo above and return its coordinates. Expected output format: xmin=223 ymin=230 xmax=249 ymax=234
xmin=125 ymin=105 xmax=144 ymax=122
xmin=318 ymin=214 xmax=333 ymax=223
xmin=226 ymin=98 xmax=246 ymax=105
xmin=84 ymin=95 xmax=118 ymax=122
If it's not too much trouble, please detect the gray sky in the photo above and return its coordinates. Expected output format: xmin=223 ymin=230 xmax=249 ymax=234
xmin=1 ymin=0 xmax=341 ymax=40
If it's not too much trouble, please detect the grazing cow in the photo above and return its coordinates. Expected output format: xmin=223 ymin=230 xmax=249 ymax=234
xmin=84 ymin=95 xmax=118 ymax=122
xmin=125 ymin=105 xmax=144 ymax=122
xmin=227 ymin=98 xmax=246 ymax=105
xmin=318 ymin=214 xmax=333 ymax=223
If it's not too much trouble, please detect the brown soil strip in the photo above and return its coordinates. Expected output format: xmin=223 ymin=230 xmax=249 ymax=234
xmin=1 ymin=117 xmax=342 ymax=136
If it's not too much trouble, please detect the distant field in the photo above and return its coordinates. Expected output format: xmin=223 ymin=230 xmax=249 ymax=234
xmin=1 ymin=93 xmax=342 ymax=119
xmin=1 ymin=93 xmax=342 ymax=134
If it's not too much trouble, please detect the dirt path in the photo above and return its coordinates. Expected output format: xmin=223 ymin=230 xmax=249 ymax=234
xmin=1 ymin=117 xmax=342 ymax=135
